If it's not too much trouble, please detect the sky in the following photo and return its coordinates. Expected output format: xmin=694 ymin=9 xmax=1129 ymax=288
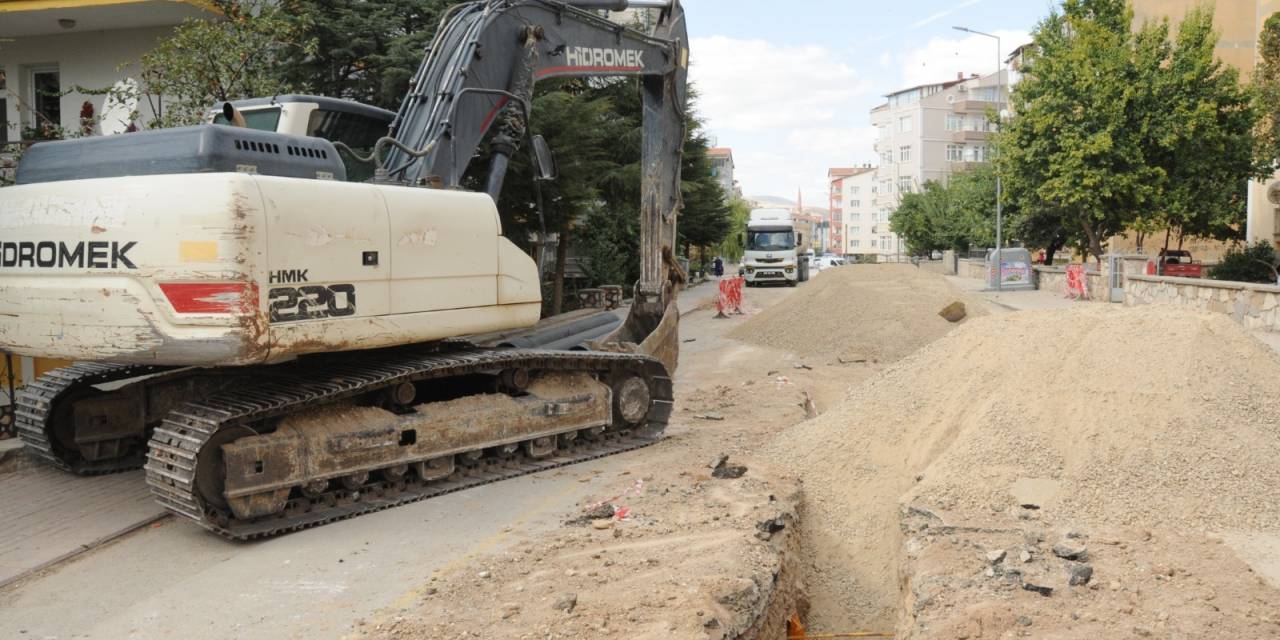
xmin=681 ymin=0 xmax=1053 ymax=208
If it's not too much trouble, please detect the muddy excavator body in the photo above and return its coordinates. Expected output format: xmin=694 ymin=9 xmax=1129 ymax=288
xmin=0 ymin=0 xmax=688 ymax=537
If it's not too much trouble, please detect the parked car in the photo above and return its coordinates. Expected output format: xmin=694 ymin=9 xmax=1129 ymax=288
xmin=812 ymin=256 xmax=846 ymax=271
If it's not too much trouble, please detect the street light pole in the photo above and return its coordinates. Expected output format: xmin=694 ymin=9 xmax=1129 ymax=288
xmin=953 ymin=25 xmax=1003 ymax=292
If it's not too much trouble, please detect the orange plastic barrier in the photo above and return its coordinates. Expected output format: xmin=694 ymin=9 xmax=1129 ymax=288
xmin=1065 ymin=264 xmax=1089 ymax=300
xmin=715 ymin=276 xmax=745 ymax=317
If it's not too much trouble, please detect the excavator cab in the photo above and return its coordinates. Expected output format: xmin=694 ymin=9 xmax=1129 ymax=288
xmin=210 ymin=95 xmax=395 ymax=182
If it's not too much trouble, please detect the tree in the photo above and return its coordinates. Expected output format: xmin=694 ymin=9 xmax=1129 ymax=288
xmin=127 ymin=0 xmax=311 ymax=128
xmin=997 ymin=0 xmax=1162 ymax=264
xmin=717 ymin=197 xmax=752 ymax=262
xmin=889 ymin=165 xmax=998 ymax=255
xmin=1142 ymin=7 xmax=1258 ymax=248
xmin=1256 ymin=12 xmax=1280 ymax=171
xmin=277 ymin=0 xmax=451 ymax=109
xmin=946 ymin=164 xmax=1000 ymax=250
xmin=891 ymin=181 xmax=951 ymax=255
xmin=999 ymin=1 xmax=1259 ymax=262
xmin=678 ymin=127 xmax=731 ymax=263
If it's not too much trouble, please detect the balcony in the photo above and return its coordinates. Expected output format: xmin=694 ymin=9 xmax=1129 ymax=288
xmin=952 ymin=99 xmax=999 ymax=113
xmin=948 ymin=161 xmax=982 ymax=172
xmin=951 ymin=130 xmax=990 ymax=143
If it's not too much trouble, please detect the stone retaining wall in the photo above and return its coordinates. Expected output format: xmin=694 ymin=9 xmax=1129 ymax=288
xmin=1125 ymin=274 xmax=1280 ymax=332
xmin=1033 ymin=266 xmax=1108 ymax=302
xmin=958 ymin=258 xmax=986 ymax=280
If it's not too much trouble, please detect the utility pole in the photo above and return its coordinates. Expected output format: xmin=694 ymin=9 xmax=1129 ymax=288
xmin=954 ymin=26 xmax=1003 ymax=292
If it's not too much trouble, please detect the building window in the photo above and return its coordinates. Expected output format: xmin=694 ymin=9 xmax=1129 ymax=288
xmin=850 ymin=226 xmax=860 ymax=234
xmin=899 ymin=146 xmax=911 ymax=163
xmin=26 ymin=65 xmax=61 ymax=138
xmin=946 ymin=144 xmax=963 ymax=162
xmin=850 ymin=213 xmax=860 ymax=222
xmin=850 ymin=200 xmax=860 ymax=208
xmin=946 ymin=114 xmax=962 ymax=131
xmin=897 ymin=176 xmax=912 ymax=193
xmin=898 ymin=116 xmax=912 ymax=133
xmin=850 ymin=186 xmax=859 ymax=195
xmin=851 ymin=239 xmax=860 ymax=248
xmin=880 ymin=151 xmax=893 ymax=166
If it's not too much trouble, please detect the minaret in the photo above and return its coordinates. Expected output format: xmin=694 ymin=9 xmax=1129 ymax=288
xmin=796 ymin=188 xmax=803 ymax=216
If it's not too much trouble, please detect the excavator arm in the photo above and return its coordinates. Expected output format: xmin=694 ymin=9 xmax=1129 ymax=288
xmin=382 ymin=0 xmax=689 ymax=371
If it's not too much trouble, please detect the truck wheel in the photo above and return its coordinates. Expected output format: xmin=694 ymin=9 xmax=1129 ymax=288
xmin=787 ymin=280 xmax=797 ymax=287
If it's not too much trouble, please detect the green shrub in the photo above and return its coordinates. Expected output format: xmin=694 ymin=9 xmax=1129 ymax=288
xmin=1209 ymin=243 xmax=1279 ymax=284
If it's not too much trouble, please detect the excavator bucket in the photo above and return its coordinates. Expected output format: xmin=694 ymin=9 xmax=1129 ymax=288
xmin=599 ymin=297 xmax=680 ymax=375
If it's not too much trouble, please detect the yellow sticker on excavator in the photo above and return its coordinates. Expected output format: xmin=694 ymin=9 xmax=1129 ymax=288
xmin=179 ymin=240 xmax=218 ymax=262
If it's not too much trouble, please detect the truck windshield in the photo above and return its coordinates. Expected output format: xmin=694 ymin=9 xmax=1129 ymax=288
xmin=747 ymin=230 xmax=795 ymax=251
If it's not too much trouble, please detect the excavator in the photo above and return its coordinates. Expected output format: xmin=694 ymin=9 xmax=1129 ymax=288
xmin=0 ymin=0 xmax=687 ymax=539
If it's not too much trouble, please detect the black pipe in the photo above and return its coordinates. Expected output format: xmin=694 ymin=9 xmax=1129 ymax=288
xmin=497 ymin=311 xmax=618 ymax=348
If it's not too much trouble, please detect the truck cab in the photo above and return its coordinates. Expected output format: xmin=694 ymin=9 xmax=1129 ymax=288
xmin=742 ymin=208 xmax=799 ymax=287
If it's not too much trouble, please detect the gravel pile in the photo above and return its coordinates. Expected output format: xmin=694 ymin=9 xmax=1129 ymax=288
xmin=728 ymin=264 xmax=985 ymax=363
xmin=770 ymin=304 xmax=1280 ymax=630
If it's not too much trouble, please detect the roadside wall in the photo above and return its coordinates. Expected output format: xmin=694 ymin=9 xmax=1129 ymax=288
xmin=958 ymin=258 xmax=985 ymax=280
xmin=1032 ymin=266 xmax=1107 ymax=302
xmin=1125 ymin=275 xmax=1280 ymax=332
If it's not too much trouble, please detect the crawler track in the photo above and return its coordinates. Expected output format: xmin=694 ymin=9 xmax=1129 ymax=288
xmin=145 ymin=346 xmax=672 ymax=540
xmin=14 ymin=363 xmax=178 ymax=474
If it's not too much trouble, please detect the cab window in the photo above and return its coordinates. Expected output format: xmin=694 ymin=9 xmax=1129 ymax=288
xmin=307 ymin=109 xmax=390 ymax=182
xmin=212 ymin=107 xmax=281 ymax=132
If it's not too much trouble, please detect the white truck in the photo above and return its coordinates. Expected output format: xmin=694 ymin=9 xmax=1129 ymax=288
xmin=741 ymin=208 xmax=803 ymax=287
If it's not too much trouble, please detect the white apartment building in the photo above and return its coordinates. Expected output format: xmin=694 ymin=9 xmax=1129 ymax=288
xmin=828 ymin=166 xmax=876 ymax=257
xmin=870 ymin=70 xmax=1008 ymax=258
xmin=1 ymin=0 xmax=219 ymax=144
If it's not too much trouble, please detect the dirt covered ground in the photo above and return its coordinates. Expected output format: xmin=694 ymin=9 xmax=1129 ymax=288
xmin=354 ymin=264 xmax=1280 ymax=640
xmin=772 ymin=301 xmax=1280 ymax=638
xmin=350 ymin=276 xmax=884 ymax=640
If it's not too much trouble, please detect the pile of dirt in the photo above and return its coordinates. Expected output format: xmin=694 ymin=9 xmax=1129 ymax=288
xmin=770 ymin=305 xmax=1280 ymax=632
xmin=728 ymin=265 xmax=985 ymax=364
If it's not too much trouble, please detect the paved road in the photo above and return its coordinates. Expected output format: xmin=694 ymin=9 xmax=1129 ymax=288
xmin=0 ymin=468 xmax=163 ymax=588
xmin=0 ymin=278 xmax=777 ymax=640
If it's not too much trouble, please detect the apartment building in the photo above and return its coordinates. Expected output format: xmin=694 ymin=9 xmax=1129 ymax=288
xmin=1 ymin=0 xmax=219 ymax=144
xmin=826 ymin=167 xmax=855 ymax=253
xmin=870 ymin=70 xmax=1008 ymax=258
xmin=827 ymin=165 xmax=876 ymax=257
xmin=707 ymin=147 xmax=736 ymax=200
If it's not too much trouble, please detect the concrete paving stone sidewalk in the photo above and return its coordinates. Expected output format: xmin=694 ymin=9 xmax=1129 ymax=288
xmin=0 ymin=467 xmax=164 ymax=588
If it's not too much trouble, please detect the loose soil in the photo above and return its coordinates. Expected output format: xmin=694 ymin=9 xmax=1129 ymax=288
xmin=729 ymin=264 xmax=986 ymax=364
xmin=350 ymin=282 xmax=876 ymax=639
xmin=773 ymin=303 xmax=1280 ymax=636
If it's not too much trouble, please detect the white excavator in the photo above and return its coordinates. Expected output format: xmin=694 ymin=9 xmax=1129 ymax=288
xmin=0 ymin=0 xmax=687 ymax=539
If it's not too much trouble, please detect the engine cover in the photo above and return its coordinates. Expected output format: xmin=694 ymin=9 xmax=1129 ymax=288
xmin=16 ymin=125 xmax=346 ymax=185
